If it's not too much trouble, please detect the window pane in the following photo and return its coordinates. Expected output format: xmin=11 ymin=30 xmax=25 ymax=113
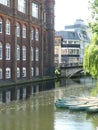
xmin=32 ymin=3 xmax=38 ymax=18
xmin=6 ymin=43 xmax=10 ymax=60
xmin=6 ymin=68 xmax=11 ymax=79
xmin=17 ymin=45 xmax=20 ymax=60
xmin=0 ymin=68 xmax=2 ymax=79
xmin=0 ymin=0 xmax=10 ymax=7
xmin=6 ymin=19 xmax=10 ymax=35
xmin=22 ymin=46 xmax=26 ymax=60
xmin=22 ymin=67 xmax=26 ymax=77
xmin=0 ymin=43 xmax=2 ymax=60
xmin=22 ymin=24 xmax=26 ymax=38
xmin=16 ymin=23 xmax=20 ymax=37
xmin=0 ymin=18 xmax=2 ymax=33
xmin=18 ymin=0 xmax=26 ymax=13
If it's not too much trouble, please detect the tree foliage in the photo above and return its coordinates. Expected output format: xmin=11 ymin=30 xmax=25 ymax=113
xmin=83 ymin=0 xmax=98 ymax=78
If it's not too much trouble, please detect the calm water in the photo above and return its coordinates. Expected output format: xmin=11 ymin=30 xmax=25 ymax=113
xmin=0 ymin=77 xmax=98 ymax=130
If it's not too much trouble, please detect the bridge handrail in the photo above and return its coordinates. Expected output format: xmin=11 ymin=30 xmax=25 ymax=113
xmin=54 ymin=62 xmax=83 ymax=68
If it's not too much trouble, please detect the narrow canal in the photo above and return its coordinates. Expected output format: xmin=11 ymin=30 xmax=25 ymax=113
xmin=0 ymin=76 xmax=98 ymax=130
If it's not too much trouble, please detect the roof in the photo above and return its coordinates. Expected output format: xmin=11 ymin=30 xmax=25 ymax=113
xmin=55 ymin=31 xmax=80 ymax=40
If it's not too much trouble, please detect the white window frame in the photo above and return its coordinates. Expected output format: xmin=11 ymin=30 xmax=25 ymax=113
xmin=0 ymin=0 xmax=10 ymax=7
xmin=35 ymin=28 xmax=39 ymax=41
xmin=22 ymin=24 xmax=26 ymax=38
xmin=6 ymin=19 xmax=10 ymax=35
xmin=18 ymin=0 xmax=26 ymax=13
xmin=36 ymin=67 xmax=39 ymax=76
xmin=32 ymin=3 xmax=39 ymax=19
xmin=35 ymin=47 xmax=39 ymax=61
xmin=17 ymin=45 xmax=20 ymax=60
xmin=0 ymin=42 xmax=2 ymax=60
xmin=16 ymin=22 xmax=20 ymax=37
xmin=22 ymin=67 xmax=26 ymax=77
xmin=17 ymin=67 xmax=20 ymax=78
xmin=31 ymin=47 xmax=34 ymax=61
xmin=6 ymin=67 xmax=11 ymax=79
xmin=31 ymin=67 xmax=34 ymax=77
xmin=22 ymin=45 xmax=26 ymax=61
xmin=0 ymin=18 xmax=2 ymax=33
xmin=31 ymin=28 xmax=34 ymax=40
xmin=6 ymin=43 xmax=11 ymax=60
xmin=0 ymin=68 xmax=2 ymax=79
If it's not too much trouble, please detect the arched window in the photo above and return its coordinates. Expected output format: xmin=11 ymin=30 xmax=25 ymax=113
xmin=35 ymin=28 xmax=39 ymax=41
xmin=22 ymin=24 xmax=26 ymax=38
xmin=17 ymin=67 xmax=20 ymax=78
xmin=0 ymin=42 xmax=2 ymax=60
xmin=0 ymin=68 xmax=2 ymax=79
xmin=6 ymin=67 xmax=11 ymax=79
xmin=17 ymin=45 xmax=20 ymax=60
xmin=6 ymin=19 xmax=10 ymax=35
xmin=31 ymin=28 xmax=34 ymax=40
xmin=31 ymin=47 xmax=34 ymax=61
xmin=22 ymin=67 xmax=26 ymax=77
xmin=31 ymin=67 xmax=34 ymax=77
xmin=6 ymin=43 xmax=11 ymax=60
xmin=16 ymin=22 xmax=20 ymax=37
xmin=22 ymin=45 xmax=26 ymax=60
xmin=35 ymin=47 xmax=39 ymax=61
xmin=0 ymin=18 xmax=2 ymax=33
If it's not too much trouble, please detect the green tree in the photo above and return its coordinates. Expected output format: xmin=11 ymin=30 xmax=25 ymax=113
xmin=83 ymin=0 xmax=98 ymax=78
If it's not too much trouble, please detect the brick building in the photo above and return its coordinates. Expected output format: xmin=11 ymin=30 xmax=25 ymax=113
xmin=0 ymin=0 xmax=55 ymax=82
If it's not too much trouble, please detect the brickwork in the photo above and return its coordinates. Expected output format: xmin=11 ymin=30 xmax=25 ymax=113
xmin=0 ymin=0 xmax=55 ymax=81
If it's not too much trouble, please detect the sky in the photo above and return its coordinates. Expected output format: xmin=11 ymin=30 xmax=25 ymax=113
xmin=55 ymin=0 xmax=90 ymax=31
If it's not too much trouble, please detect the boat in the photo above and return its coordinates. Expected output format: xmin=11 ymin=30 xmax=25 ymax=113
xmin=55 ymin=96 xmax=98 ymax=110
xmin=55 ymin=98 xmax=88 ymax=108
xmin=86 ymin=105 xmax=98 ymax=113
xmin=69 ymin=101 xmax=98 ymax=111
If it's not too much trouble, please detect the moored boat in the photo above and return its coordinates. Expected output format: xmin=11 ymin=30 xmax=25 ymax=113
xmin=86 ymin=105 xmax=98 ymax=113
xmin=55 ymin=96 xmax=98 ymax=110
xmin=69 ymin=102 xmax=98 ymax=111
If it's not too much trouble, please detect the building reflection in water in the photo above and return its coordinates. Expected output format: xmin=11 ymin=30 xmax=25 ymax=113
xmin=0 ymin=80 xmax=55 ymax=104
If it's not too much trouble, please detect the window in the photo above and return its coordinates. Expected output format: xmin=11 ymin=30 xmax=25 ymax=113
xmin=0 ymin=18 xmax=2 ymax=33
xmin=0 ymin=42 xmax=2 ymax=60
xmin=31 ymin=67 xmax=34 ymax=77
xmin=6 ymin=67 xmax=11 ymax=79
xmin=0 ymin=68 xmax=2 ymax=79
xmin=22 ymin=45 xmax=26 ymax=60
xmin=35 ymin=28 xmax=39 ymax=41
xmin=31 ymin=28 xmax=34 ymax=40
xmin=32 ymin=3 xmax=39 ymax=18
xmin=0 ymin=0 xmax=10 ymax=7
xmin=22 ymin=67 xmax=26 ymax=77
xmin=22 ymin=24 xmax=26 ymax=38
xmin=6 ymin=43 xmax=11 ymax=60
xmin=17 ymin=67 xmax=20 ymax=78
xmin=16 ymin=22 xmax=20 ymax=37
xmin=43 ymin=11 xmax=46 ymax=23
xmin=6 ymin=19 xmax=10 ymax=35
xmin=36 ymin=67 xmax=39 ymax=76
xmin=18 ymin=0 xmax=26 ymax=13
xmin=35 ymin=48 xmax=39 ymax=61
xmin=17 ymin=45 xmax=20 ymax=60
xmin=31 ymin=47 xmax=34 ymax=61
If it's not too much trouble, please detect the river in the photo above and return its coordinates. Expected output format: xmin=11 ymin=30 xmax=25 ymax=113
xmin=0 ymin=76 xmax=98 ymax=130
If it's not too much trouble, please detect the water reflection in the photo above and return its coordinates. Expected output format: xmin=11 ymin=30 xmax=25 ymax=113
xmin=0 ymin=77 xmax=97 ymax=130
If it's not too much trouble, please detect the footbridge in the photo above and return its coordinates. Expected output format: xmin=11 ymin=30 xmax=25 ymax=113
xmin=59 ymin=64 xmax=83 ymax=78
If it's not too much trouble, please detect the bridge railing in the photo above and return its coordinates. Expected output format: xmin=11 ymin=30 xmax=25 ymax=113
xmin=54 ymin=62 xmax=83 ymax=68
